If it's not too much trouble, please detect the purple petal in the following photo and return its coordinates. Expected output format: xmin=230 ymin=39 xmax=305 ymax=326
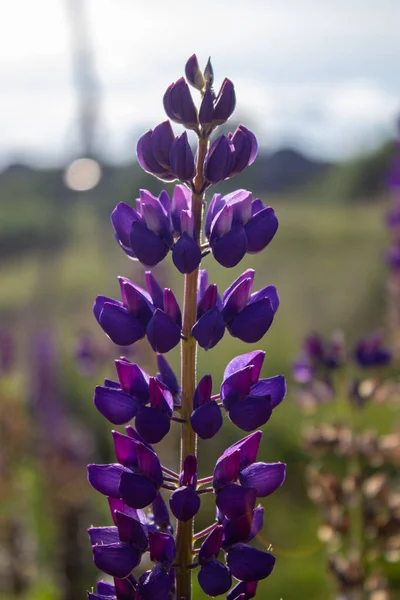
xmin=111 ymin=202 xmax=138 ymax=251
xmin=198 ymin=560 xmax=232 ymax=596
xmin=245 ymin=207 xmax=278 ymax=254
xmin=94 ymin=385 xmax=138 ymax=425
xmin=224 ymin=189 xmax=252 ymax=224
xmin=185 ymin=54 xmax=205 ymax=90
xmin=213 ymin=78 xmax=236 ymax=125
xmin=119 ymin=471 xmax=157 ymax=509
xmin=151 ymin=121 xmax=175 ymax=169
xmin=227 ymin=544 xmax=275 ymax=582
xmin=119 ymin=279 xmax=154 ymax=325
xmin=216 ymin=484 xmax=256 ymax=520
xmin=204 ymin=135 xmax=235 ymax=184
xmin=199 ymin=525 xmax=223 ymax=563
xmin=171 ymin=184 xmax=191 ymax=234
xmin=172 ymin=232 xmax=202 ymax=274
xmin=197 ymin=284 xmax=219 ymax=318
xmin=112 ymin=431 xmax=138 ymax=467
xmin=222 ymin=512 xmax=252 ymax=547
xmin=222 ymin=269 xmax=255 ymax=304
xmin=136 ymin=130 xmax=174 ymax=180
xmin=129 ymin=221 xmax=170 ymax=267
xmin=230 ymin=125 xmax=258 ymax=175
xmin=205 ymin=193 xmax=225 ymax=239
xmin=223 ymin=351 xmax=265 ymax=383
xmin=210 ymin=204 xmax=233 ymax=240
xmin=87 ymin=464 xmax=129 ymax=497
xmin=213 ymin=448 xmax=241 ymax=491
xmin=93 ymin=542 xmax=141 ymax=579
xmin=96 ymin=581 xmax=116 ymax=597
xmin=115 ymin=359 xmax=150 ymax=403
xmin=199 ymin=87 xmax=214 ymax=128
xmin=150 ymin=493 xmax=173 ymax=534
xmin=162 ymin=288 xmax=182 ymax=326
xmin=248 ymin=506 xmax=264 ymax=542
xmin=115 ymin=511 xmax=148 ymax=551
xmin=227 ymin=581 xmax=258 ymax=600
xmin=156 ymin=354 xmax=180 ymax=399
xmin=145 ymin=271 xmax=164 ymax=310
xmin=222 ymin=276 xmax=253 ymax=322
xmin=239 ymin=462 xmax=286 ymax=497
xmin=191 ymin=306 xmax=225 ymax=350
xmin=135 ymin=406 xmax=171 ymax=444
xmin=180 ymin=454 xmax=198 ymax=488
xmin=227 ymin=431 xmax=263 ymax=469
xmin=96 ymin=301 xmax=145 ymax=346
xmin=170 ymin=132 xmax=195 ymax=182
xmin=138 ymin=565 xmax=173 ymax=600
xmin=149 ymin=531 xmax=175 ymax=565
xmin=193 ymin=374 xmax=212 ymax=409
xmin=228 ymin=298 xmax=275 ymax=343
xmin=136 ymin=443 xmax=163 ymax=487
xmin=108 ymin=497 xmax=144 ymax=525
xmin=169 ymin=486 xmax=200 ymax=522
xmin=221 ymin=366 xmax=254 ymax=410
xmin=146 ymin=310 xmax=181 ymax=353
xmin=167 ymin=77 xmax=198 ymax=129
xmin=88 ymin=526 xmax=119 ymax=546
xmin=191 ymin=401 xmax=223 ymax=440
xmin=212 ymin=224 xmax=248 ymax=268
xmin=228 ymin=395 xmax=273 ymax=431
xmin=250 ymin=375 xmax=286 ymax=409
xmin=249 ymin=285 xmax=280 ymax=313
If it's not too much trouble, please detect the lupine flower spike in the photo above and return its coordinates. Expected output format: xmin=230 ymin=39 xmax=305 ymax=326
xmin=88 ymin=55 xmax=286 ymax=599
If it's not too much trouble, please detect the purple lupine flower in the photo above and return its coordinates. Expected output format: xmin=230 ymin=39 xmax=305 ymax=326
xmin=191 ymin=374 xmax=223 ymax=439
xmin=163 ymin=77 xmax=198 ymax=130
xmin=88 ymin=430 xmax=163 ymax=509
xmin=221 ymin=270 xmax=279 ymax=343
xmin=88 ymin=54 xmax=286 ymax=599
xmin=111 ymin=189 xmax=173 ymax=266
xmin=95 ymin=356 xmax=179 ymax=441
xmin=169 ymin=455 xmax=200 ymax=522
xmin=204 ymin=125 xmax=257 ymax=185
xmin=94 ymin=274 xmax=182 ymax=353
xmin=197 ymin=526 xmax=232 ymax=597
xmin=205 ymin=190 xmax=278 ymax=267
xmin=354 ymin=332 xmax=392 ymax=368
xmin=221 ymin=351 xmax=285 ymax=431
xmin=136 ymin=123 xmax=176 ymax=181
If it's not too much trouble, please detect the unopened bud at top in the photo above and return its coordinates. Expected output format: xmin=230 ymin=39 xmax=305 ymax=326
xmin=204 ymin=57 xmax=214 ymax=88
xmin=185 ymin=54 xmax=205 ymax=91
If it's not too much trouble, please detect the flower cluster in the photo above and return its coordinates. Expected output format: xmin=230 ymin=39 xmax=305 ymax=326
xmin=88 ymin=54 xmax=286 ymax=599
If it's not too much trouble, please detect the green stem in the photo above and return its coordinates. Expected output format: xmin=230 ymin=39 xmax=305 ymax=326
xmin=175 ymin=136 xmax=208 ymax=600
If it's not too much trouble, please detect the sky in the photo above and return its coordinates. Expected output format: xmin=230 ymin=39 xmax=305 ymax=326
xmin=1 ymin=0 xmax=399 ymax=167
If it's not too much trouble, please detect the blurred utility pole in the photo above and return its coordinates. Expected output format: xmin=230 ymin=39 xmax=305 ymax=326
xmin=65 ymin=0 xmax=101 ymax=158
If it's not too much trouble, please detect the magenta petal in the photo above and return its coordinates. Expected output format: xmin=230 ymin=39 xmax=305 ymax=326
xmin=94 ymin=386 xmax=138 ymax=425
xmin=227 ymin=544 xmax=275 ymax=582
xmin=227 ymin=431 xmax=263 ymax=469
xmin=115 ymin=360 xmax=150 ymax=403
xmin=221 ymin=366 xmax=254 ymax=410
xmin=198 ymin=560 xmax=232 ymax=597
xmin=239 ymin=462 xmax=286 ymax=497
xmin=227 ymin=580 xmax=258 ymax=600
xmin=149 ymin=531 xmax=176 ymax=565
xmin=229 ymin=395 xmax=273 ymax=431
xmin=228 ymin=298 xmax=275 ymax=343
xmin=146 ymin=310 xmax=181 ymax=353
xmin=245 ymin=207 xmax=278 ymax=254
xmin=92 ymin=542 xmax=141 ymax=579
xmin=119 ymin=471 xmax=157 ymax=509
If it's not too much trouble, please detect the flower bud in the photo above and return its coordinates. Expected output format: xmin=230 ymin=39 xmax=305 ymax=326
xmin=185 ymin=54 xmax=205 ymax=90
